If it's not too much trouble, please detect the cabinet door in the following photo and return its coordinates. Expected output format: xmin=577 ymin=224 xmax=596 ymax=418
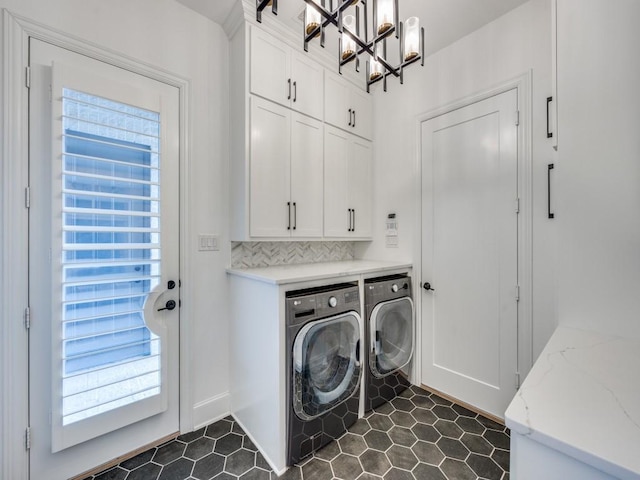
xmin=291 ymin=113 xmax=324 ymax=238
xmin=351 ymin=87 xmax=373 ymax=140
xmin=324 ymin=71 xmax=351 ymax=131
xmin=348 ymin=138 xmax=372 ymax=238
xmin=250 ymin=27 xmax=291 ymax=108
xmin=291 ymin=52 xmax=324 ymax=120
xmin=250 ymin=97 xmax=291 ymax=237
xmin=324 ymin=126 xmax=350 ymax=237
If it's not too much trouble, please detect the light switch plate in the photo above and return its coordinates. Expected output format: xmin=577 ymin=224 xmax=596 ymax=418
xmin=198 ymin=234 xmax=219 ymax=251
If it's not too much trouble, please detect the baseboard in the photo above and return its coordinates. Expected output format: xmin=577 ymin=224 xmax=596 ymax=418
xmin=419 ymin=383 xmax=505 ymax=426
xmin=192 ymin=392 xmax=231 ymax=430
xmin=232 ymin=415 xmax=288 ymax=476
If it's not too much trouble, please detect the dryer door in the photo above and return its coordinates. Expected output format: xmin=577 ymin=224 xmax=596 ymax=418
xmin=293 ymin=312 xmax=361 ymax=421
xmin=369 ymin=297 xmax=414 ymax=378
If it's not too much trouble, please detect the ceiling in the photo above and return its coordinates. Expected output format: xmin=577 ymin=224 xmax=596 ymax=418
xmin=176 ymin=0 xmax=529 ymax=58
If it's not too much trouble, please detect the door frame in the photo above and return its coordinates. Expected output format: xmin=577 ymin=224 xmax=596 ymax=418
xmin=0 ymin=10 xmax=193 ymax=479
xmin=412 ymin=72 xmax=533 ymax=396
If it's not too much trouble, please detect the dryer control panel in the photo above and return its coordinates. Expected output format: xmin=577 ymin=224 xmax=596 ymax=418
xmin=286 ymin=283 xmax=360 ymax=326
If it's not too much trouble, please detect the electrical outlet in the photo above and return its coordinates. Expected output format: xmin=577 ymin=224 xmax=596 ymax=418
xmin=198 ymin=234 xmax=219 ymax=251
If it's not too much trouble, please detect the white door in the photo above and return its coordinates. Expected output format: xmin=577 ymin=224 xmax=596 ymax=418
xmin=250 ymin=96 xmax=291 ymax=237
xmin=421 ymin=89 xmax=519 ymax=418
xmin=291 ymin=112 xmax=324 ymax=238
xmin=291 ymin=52 xmax=324 ymax=120
xmin=29 ymin=39 xmax=180 ymax=479
xmin=324 ymin=125 xmax=350 ymax=237
xmin=250 ymin=27 xmax=291 ymax=108
xmin=348 ymin=138 xmax=372 ymax=238
xmin=350 ymin=88 xmax=373 ymax=140
xmin=324 ymin=71 xmax=351 ymax=132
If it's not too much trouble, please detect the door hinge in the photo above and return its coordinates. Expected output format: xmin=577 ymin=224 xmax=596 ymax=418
xmin=515 ymin=285 xmax=520 ymax=302
xmin=24 ymin=307 xmax=31 ymax=330
xmin=515 ymin=197 xmax=520 ymax=214
xmin=25 ymin=186 xmax=30 ymax=209
xmin=25 ymin=66 xmax=31 ymax=89
xmin=515 ymin=372 xmax=521 ymax=389
xmin=25 ymin=427 xmax=31 ymax=450
xmin=515 ymin=110 xmax=520 ymax=126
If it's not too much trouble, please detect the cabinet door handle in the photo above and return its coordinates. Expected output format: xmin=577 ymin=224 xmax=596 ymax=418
xmin=287 ymin=202 xmax=291 ymax=230
xmin=292 ymin=202 xmax=297 ymax=230
xmin=352 ymin=209 xmax=356 ymax=232
xmin=348 ymin=208 xmax=352 ymax=231
xmin=293 ymin=81 xmax=297 ymax=102
xmin=348 ymin=109 xmax=352 ymax=126
xmin=288 ymin=79 xmax=292 ymax=100
xmin=352 ymin=110 xmax=356 ymax=128
xmin=548 ymin=164 xmax=555 ymax=219
xmin=546 ymin=96 xmax=553 ymax=138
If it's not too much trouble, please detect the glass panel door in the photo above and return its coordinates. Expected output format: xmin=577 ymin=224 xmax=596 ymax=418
xmin=370 ymin=298 xmax=414 ymax=377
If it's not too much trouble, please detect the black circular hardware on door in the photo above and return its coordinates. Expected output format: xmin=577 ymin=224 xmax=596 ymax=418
xmin=158 ymin=300 xmax=176 ymax=311
xmin=423 ymin=282 xmax=435 ymax=292
xmin=168 ymin=280 xmax=176 ymax=290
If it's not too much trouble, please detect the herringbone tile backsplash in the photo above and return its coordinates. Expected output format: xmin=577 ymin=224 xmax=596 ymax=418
xmin=231 ymin=242 xmax=355 ymax=268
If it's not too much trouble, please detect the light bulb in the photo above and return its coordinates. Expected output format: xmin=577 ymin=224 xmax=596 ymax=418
xmin=305 ymin=4 xmax=322 ymax=36
xmin=370 ymin=44 xmax=384 ymax=81
xmin=376 ymin=0 xmax=394 ymax=35
xmin=341 ymin=15 xmax=357 ymax=60
xmin=404 ymin=17 xmax=420 ymax=61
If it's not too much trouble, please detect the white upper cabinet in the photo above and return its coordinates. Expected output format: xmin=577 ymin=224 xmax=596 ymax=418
xmin=250 ymin=27 xmax=323 ymax=120
xmin=325 ymin=70 xmax=373 ymax=140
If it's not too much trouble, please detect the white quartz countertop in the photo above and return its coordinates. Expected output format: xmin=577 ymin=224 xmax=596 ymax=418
xmin=505 ymin=326 xmax=640 ymax=479
xmin=226 ymin=260 xmax=413 ymax=285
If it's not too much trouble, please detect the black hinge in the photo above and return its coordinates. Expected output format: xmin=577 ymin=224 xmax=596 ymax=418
xmin=24 ymin=307 xmax=31 ymax=330
xmin=25 ymin=427 xmax=31 ymax=450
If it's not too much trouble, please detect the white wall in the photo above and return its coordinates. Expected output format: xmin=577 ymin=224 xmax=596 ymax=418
xmin=356 ymin=0 xmax=558 ymax=361
xmin=0 ymin=0 xmax=230 ymax=437
xmin=556 ymin=0 xmax=640 ymax=339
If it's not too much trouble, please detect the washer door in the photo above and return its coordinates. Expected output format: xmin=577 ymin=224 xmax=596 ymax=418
xmin=369 ymin=297 xmax=414 ymax=378
xmin=292 ymin=312 xmax=361 ymax=421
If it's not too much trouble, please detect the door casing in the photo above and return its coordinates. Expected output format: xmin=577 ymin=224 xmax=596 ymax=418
xmin=0 ymin=10 xmax=192 ymax=479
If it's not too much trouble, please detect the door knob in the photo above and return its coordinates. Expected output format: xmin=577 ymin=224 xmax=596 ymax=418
xmin=158 ymin=300 xmax=176 ymax=311
xmin=423 ymin=282 xmax=435 ymax=292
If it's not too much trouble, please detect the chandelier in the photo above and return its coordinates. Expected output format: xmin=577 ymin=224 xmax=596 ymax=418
xmin=256 ymin=0 xmax=424 ymax=92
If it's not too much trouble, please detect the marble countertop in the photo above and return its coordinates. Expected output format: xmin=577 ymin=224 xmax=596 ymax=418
xmin=505 ymin=326 xmax=640 ymax=479
xmin=226 ymin=260 xmax=413 ymax=285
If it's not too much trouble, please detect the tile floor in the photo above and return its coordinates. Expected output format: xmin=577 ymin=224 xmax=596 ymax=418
xmin=84 ymin=386 xmax=510 ymax=480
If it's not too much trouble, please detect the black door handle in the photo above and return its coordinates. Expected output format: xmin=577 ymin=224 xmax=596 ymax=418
xmin=423 ymin=282 xmax=435 ymax=292
xmin=287 ymin=78 xmax=292 ymax=100
xmin=548 ymin=164 xmax=555 ymax=219
xmin=293 ymin=202 xmax=297 ymax=230
xmin=546 ymin=96 xmax=553 ymax=138
xmin=293 ymin=81 xmax=297 ymax=102
xmin=348 ymin=109 xmax=352 ymax=127
xmin=158 ymin=300 xmax=176 ymax=311
xmin=168 ymin=280 xmax=176 ymax=290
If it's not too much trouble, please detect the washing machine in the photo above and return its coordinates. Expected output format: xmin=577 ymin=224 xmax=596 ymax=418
xmin=364 ymin=274 xmax=414 ymax=412
xmin=286 ymin=282 xmax=362 ymax=466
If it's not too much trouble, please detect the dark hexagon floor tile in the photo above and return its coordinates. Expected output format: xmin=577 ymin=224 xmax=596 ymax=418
xmin=439 ymin=458 xmax=476 ymax=480
xmin=429 ymin=395 xmax=453 ymax=407
xmin=240 ymin=468 xmax=271 ymax=480
xmin=411 ymin=424 xmax=440 ymax=443
xmin=179 ymin=427 xmax=206 ymax=443
xmin=255 ymin=452 xmax=270 ymax=470
xmin=360 ymin=449 xmax=392 ymax=476
xmin=390 ymin=411 xmax=416 ymax=428
xmin=483 ymin=430 xmax=510 ymax=450
xmin=94 ymin=466 xmax=128 ymax=480
xmin=185 ymin=436 xmax=216 ymax=460
xmin=391 ymin=397 xmax=415 ymax=413
xmin=460 ymin=433 xmax=493 ymax=455
xmin=436 ymin=437 xmax=469 ymax=461
xmin=153 ymin=441 xmax=187 ymax=465
xmin=358 ymin=474 xmax=384 ymax=480
xmin=386 ymin=445 xmax=418 ymax=471
xmin=127 ymin=462 xmax=162 ymax=480
xmin=411 ymin=408 xmax=437 ymax=425
xmin=466 ymin=453 xmax=504 ymax=480
xmin=243 ymin=436 xmax=258 ymax=452
xmin=279 ymin=466 xmax=302 ymax=480
xmin=365 ymin=430 xmax=393 ymax=451
xmin=369 ymin=414 xmax=394 ymax=432
xmin=432 ymin=406 xmax=458 ymax=422
xmin=491 ymin=448 xmax=510 ymax=471
xmin=451 ymin=405 xmax=476 ymax=418
xmin=476 ymin=416 xmax=505 ymax=432
xmin=383 ymin=467 xmax=414 ymax=480
xmin=232 ymin=422 xmax=246 ymax=435
xmin=206 ymin=420 xmax=233 ymax=439
xmin=434 ymin=420 xmax=463 ymax=439
xmin=159 ymin=457 xmax=195 ymax=480
xmin=301 ymin=458 xmax=333 ymax=480
xmin=192 ymin=452 xmax=225 ymax=479
xmin=388 ymin=426 xmax=417 ymax=447
xmin=398 ymin=388 xmax=415 ymax=399
xmin=456 ymin=417 xmax=485 ymax=435
xmin=331 ymin=453 xmax=363 ymax=479
xmin=374 ymin=401 xmax=396 ymax=415
xmin=316 ymin=439 xmax=341 ymax=461
xmin=410 ymin=386 xmax=428 ymax=396
xmin=120 ymin=449 xmax=155 ymax=470
xmin=350 ymin=419 xmax=372 ymax=435
xmin=215 ymin=433 xmax=244 ymax=455
xmin=339 ymin=433 xmax=368 ymax=456
xmin=410 ymin=395 xmax=435 ymax=410
xmin=412 ymin=463 xmax=446 ymax=480
xmin=225 ymin=449 xmax=256 ymax=476
xmin=212 ymin=473 xmax=235 ymax=480
xmin=412 ymin=441 xmax=444 ymax=466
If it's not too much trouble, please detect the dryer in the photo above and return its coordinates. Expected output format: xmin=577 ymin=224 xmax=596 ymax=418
xmin=286 ymin=283 xmax=362 ymax=465
xmin=364 ymin=274 xmax=414 ymax=411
